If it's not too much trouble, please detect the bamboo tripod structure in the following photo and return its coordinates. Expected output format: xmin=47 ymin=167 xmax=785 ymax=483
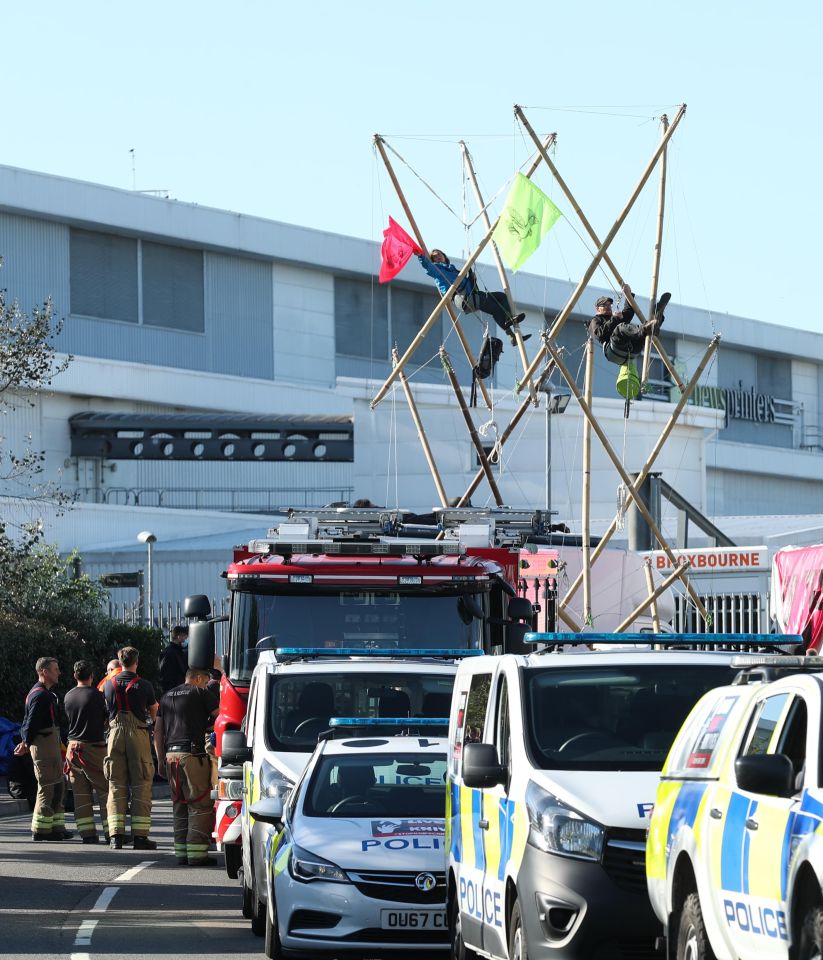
xmin=371 ymin=104 xmax=723 ymax=632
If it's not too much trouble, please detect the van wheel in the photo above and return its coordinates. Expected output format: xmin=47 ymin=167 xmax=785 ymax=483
xmin=508 ymin=899 xmax=528 ymax=960
xmin=449 ymin=888 xmax=477 ymax=960
xmin=798 ymin=904 xmax=823 ymax=960
xmin=240 ymin=869 xmax=253 ymax=919
xmin=264 ymin=895 xmax=281 ymax=959
xmin=675 ymin=892 xmax=716 ymax=960
xmin=251 ymin=890 xmax=266 ymax=937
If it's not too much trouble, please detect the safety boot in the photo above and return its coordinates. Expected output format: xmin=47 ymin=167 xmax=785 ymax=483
xmin=133 ymin=836 xmax=157 ymax=850
xmin=110 ymin=834 xmax=125 ymax=849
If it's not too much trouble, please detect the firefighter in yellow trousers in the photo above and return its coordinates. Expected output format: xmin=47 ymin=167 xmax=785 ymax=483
xmin=13 ymin=657 xmax=72 ymax=841
xmin=103 ymin=646 xmax=158 ymax=850
xmin=154 ymin=668 xmax=219 ymax=865
xmin=64 ymin=660 xmax=110 ymax=843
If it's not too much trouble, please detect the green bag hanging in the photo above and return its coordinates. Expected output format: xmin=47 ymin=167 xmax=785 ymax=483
xmin=616 ymin=361 xmax=640 ymax=400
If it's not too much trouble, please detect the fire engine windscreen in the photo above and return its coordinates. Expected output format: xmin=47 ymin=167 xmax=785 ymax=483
xmin=268 ymin=673 xmax=456 ymax=751
xmin=229 ymin=588 xmax=487 ymax=679
xmin=523 ymin=664 xmax=740 ymax=771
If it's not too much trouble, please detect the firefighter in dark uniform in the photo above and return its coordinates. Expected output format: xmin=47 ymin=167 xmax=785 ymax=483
xmin=103 ymin=646 xmax=158 ymax=849
xmin=154 ymin=668 xmax=219 ymax=865
xmin=64 ymin=659 xmax=110 ymax=843
xmin=13 ymin=657 xmax=72 ymax=841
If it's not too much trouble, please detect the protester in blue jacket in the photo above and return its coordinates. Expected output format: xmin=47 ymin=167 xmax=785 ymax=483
xmin=418 ymin=250 xmax=530 ymax=346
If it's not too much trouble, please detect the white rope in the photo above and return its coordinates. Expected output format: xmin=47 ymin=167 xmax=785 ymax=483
xmin=382 ymin=139 xmax=464 ymax=224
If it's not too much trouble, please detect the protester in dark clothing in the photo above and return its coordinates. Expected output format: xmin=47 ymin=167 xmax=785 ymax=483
xmin=14 ymin=657 xmax=72 ymax=841
xmin=64 ymin=660 xmax=110 ymax=843
xmin=418 ymin=249 xmax=530 ymax=347
xmin=588 ymin=284 xmax=669 ymax=364
xmin=159 ymin=625 xmax=189 ymax=694
xmin=154 ymin=669 xmax=219 ymax=866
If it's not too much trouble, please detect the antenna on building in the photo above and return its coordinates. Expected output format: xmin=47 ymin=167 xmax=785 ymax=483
xmin=129 ymin=148 xmax=136 ymax=191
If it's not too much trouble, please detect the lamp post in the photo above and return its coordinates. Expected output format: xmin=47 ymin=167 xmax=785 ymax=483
xmin=137 ymin=531 xmax=157 ymax=625
xmin=537 ymin=386 xmax=570 ymax=519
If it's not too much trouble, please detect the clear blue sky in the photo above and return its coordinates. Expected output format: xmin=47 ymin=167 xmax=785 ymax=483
xmin=4 ymin=2 xmax=819 ymax=327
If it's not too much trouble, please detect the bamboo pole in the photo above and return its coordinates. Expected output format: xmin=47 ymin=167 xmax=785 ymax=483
xmin=461 ymin=140 xmax=537 ymax=403
xmin=393 ymin=348 xmax=448 ymax=508
xmin=454 ymin=360 xmax=557 ymax=506
xmin=511 ymin=104 xmax=687 ymax=393
xmin=581 ymin=338 xmax=593 ymax=625
xmin=644 ymin=558 xmax=661 ymax=633
xmin=642 ymin=114 xmax=669 ymax=386
xmin=616 ymin=561 xmax=690 ymax=633
xmin=439 ymin=348 xmax=504 ymax=506
xmin=543 ymin=337 xmax=708 ymax=618
xmin=373 ymin=135 xmax=493 ymax=411
xmin=559 ymin=334 xmax=720 ymax=612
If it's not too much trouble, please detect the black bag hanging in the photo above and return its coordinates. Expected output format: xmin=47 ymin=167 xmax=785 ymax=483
xmin=470 ymin=335 xmax=503 ymax=407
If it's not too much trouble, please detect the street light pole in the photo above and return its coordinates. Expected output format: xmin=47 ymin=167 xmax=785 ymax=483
xmin=137 ymin=531 xmax=157 ymax=625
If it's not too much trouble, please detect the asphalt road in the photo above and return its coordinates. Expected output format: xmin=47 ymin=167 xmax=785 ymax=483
xmin=0 ymin=799 xmax=262 ymax=960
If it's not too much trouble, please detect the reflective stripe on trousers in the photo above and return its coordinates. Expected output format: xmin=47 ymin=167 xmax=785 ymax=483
xmin=30 ymin=727 xmax=65 ymax=836
xmin=105 ymin=714 xmax=153 ymax=837
xmin=166 ymin=752 xmax=213 ymax=863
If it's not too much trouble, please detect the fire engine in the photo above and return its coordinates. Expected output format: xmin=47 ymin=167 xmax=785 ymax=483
xmin=185 ymin=507 xmax=544 ymax=878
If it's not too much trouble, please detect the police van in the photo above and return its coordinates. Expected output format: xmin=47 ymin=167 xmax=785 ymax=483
xmin=220 ymin=646 xmax=467 ymax=938
xmin=647 ymin=654 xmax=823 ymax=960
xmin=446 ymin=633 xmax=787 ymax=960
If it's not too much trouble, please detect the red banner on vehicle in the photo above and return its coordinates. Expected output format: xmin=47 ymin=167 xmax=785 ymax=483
xmin=771 ymin=545 xmax=823 ymax=652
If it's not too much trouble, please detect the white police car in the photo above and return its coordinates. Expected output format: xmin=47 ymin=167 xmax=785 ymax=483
xmin=251 ymin=718 xmax=449 ymax=958
xmin=647 ymin=654 xmax=823 ymax=960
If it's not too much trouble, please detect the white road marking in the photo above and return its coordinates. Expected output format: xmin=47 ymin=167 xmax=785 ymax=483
xmin=74 ymin=919 xmax=98 ymax=945
xmin=91 ymin=886 xmax=119 ymax=913
xmin=70 ymin=953 xmax=91 ymax=960
xmin=113 ymin=860 xmax=156 ymax=883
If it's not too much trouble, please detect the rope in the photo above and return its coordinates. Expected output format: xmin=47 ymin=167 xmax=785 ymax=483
xmin=381 ymin=139 xmax=464 ymax=224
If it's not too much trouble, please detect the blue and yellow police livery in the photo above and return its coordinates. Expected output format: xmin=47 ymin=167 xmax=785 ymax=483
xmin=447 ymin=648 xmax=747 ymax=959
xmin=647 ymin=661 xmax=823 ymax=960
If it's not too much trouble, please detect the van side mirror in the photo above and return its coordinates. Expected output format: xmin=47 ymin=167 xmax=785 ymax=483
xmin=221 ymin=729 xmax=252 ymax=765
xmin=250 ymin=797 xmax=284 ymax=826
xmin=187 ymin=620 xmax=215 ymax=671
xmin=735 ymin=753 xmax=795 ymax=797
xmin=184 ymin=594 xmax=212 ymax=619
xmin=462 ymin=742 xmax=506 ymax=789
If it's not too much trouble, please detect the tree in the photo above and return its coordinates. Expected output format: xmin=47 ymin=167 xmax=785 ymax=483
xmin=0 ymin=256 xmax=72 ymax=546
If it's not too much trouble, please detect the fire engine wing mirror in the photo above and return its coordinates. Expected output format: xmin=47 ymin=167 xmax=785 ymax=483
xmin=462 ymin=742 xmax=506 ymax=789
xmin=457 ymin=594 xmax=484 ymax=625
xmin=250 ymin=797 xmax=284 ymax=826
xmin=184 ymin=594 xmax=212 ymax=619
xmin=221 ymin=730 xmax=252 ymax=765
xmin=187 ymin=619 xmax=215 ymax=672
xmin=735 ymin=753 xmax=795 ymax=797
xmin=507 ymin=596 xmax=533 ymax=621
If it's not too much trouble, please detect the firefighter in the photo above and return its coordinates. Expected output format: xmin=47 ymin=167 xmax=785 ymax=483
xmin=103 ymin=646 xmax=158 ymax=850
xmin=13 ymin=657 xmax=72 ymax=841
xmin=63 ymin=660 xmax=110 ymax=843
xmin=154 ymin=668 xmax=219 ymax=866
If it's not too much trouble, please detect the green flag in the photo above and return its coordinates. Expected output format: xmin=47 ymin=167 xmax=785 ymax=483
xmin=493 ymin=173 xmax=561 ymax=271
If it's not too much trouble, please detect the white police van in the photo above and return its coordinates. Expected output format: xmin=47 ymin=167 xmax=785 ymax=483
xmin=446 ymin=633 xmax=787 ymax=959
xmin=220 ymin=646 xmax=466 ymax=938
xmin=251 ymin=719 xmax=450 ymax=958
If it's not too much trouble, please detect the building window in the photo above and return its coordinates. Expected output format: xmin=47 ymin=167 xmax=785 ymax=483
xmin=334 ymin=278 xmax=441 ymax=364
xmin=70 ymin=229 xmax=138 ymax=323
xmin=142 ymin=241 xmax=204 ymax=332
xmin=70 ymin=229 xmax=204 ymax=333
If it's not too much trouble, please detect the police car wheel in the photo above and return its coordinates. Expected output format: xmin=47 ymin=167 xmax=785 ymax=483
xmin=798 ymin=904 xmax=823 ymax=960
xmin=449 ymin=888 xmax=477 ymax=960
xmin=508 ymin=900 xmax=528 ymax=960
xmin=675 ymin=893 xmax=715 ymax=960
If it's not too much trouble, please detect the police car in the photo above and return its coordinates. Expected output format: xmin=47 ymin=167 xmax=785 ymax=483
xmin=447 ymin=633 xmax=791 ymax=960
xmin=250 ymin=718 xmax=450 ymax=958
xmin=647 ymin=654 xmax=823 ymax=960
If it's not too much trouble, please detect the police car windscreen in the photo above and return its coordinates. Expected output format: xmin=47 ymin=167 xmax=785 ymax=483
xmin=229 ymin=589 xmax=484 ymax=678
xmin=524 ymin=664 xmax=736 ymax=770
xmin=303 ymin=753 xmax=448 ymax=820
xmin=269 ymin=673 xmax=455 ymax=751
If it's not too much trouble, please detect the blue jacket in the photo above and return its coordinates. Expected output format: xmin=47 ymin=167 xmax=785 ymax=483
xmin=418 ymin=255 xmax=476 ymax=298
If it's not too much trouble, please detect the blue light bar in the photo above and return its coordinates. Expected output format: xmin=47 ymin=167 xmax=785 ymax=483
xmin=274 ymin=647 xmax=483 ymax=658
xmin=524 ymin=632 xmax=802 ymax=646
xmin=328 ymin=717 xmax=448 ymax=727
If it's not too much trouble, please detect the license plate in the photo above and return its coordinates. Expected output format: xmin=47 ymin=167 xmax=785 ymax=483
xmin=380 ymin=909 xmax=447 ymax=930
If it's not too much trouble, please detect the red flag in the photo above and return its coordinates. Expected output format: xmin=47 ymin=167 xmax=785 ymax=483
xmin=379 ymin=217 xmax=422 ymax=283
